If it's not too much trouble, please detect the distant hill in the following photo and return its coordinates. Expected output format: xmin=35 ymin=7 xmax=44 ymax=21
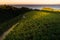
xmin=41 ymin=7 xmax=60 ymax=12
xmin=42 ymin=7 xmax=54 ymax=11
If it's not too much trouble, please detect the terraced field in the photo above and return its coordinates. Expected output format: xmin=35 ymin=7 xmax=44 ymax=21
xmin=4 ymin=11 xmax=60 ymax=40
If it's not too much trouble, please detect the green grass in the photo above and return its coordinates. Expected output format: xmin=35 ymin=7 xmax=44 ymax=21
xmin=4 ymin=11 xmax=60 ymax=40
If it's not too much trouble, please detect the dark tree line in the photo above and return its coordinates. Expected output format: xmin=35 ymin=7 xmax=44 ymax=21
xmin=0 ymin=5 xmax=39 ymax=23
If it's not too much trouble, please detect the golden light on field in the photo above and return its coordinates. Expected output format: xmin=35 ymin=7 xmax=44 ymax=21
xmin=0 ymin=0 xmax=60 ymax=5
xmin=33 ymin=12 xmax=50 ymax=20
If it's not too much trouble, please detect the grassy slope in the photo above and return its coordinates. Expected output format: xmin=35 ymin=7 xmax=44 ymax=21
xmin=4 ymin=11 xmax=60 ymax=40
xmin=0 ymin=5 xmax=32 ymax=36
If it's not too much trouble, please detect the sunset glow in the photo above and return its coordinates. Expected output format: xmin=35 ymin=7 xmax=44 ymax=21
xmin=0 ymin=0 xmax=60 ymax=5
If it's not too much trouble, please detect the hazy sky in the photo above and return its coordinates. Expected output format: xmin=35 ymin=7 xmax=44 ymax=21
xmin=0 ymin=0 xmax=60 ymax=5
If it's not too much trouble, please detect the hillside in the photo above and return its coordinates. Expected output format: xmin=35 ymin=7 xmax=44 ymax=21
xmin=0 ymin=5 xmax=34 ymax=36
xmin=4 ymin=10 xmax=60 ymax=40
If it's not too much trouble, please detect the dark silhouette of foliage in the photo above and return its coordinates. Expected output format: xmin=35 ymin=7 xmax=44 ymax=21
xmin=0 ymin=5 xmax=34 ymax=36
xmin=0 ymin=5 xmax=33 ymax=23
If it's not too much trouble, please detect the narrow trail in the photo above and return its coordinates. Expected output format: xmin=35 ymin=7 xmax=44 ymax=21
xmin=0 ymin=23 xmax=19 ymax=40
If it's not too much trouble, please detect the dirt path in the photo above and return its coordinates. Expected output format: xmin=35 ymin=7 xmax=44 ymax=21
xmin=0 ymin=23 xmax=19 ymax=40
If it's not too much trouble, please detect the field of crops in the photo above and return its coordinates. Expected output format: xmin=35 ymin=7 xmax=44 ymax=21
xmin=4 ymin=11 xmax=60 ymax=40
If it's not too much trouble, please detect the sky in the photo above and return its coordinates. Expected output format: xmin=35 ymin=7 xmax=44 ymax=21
xmin=0 ymin=0 xmax=60 ymax=5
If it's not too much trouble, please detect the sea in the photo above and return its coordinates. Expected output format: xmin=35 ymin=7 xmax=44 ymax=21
xmin=12 ymin=5 xmax=60 ymax=9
